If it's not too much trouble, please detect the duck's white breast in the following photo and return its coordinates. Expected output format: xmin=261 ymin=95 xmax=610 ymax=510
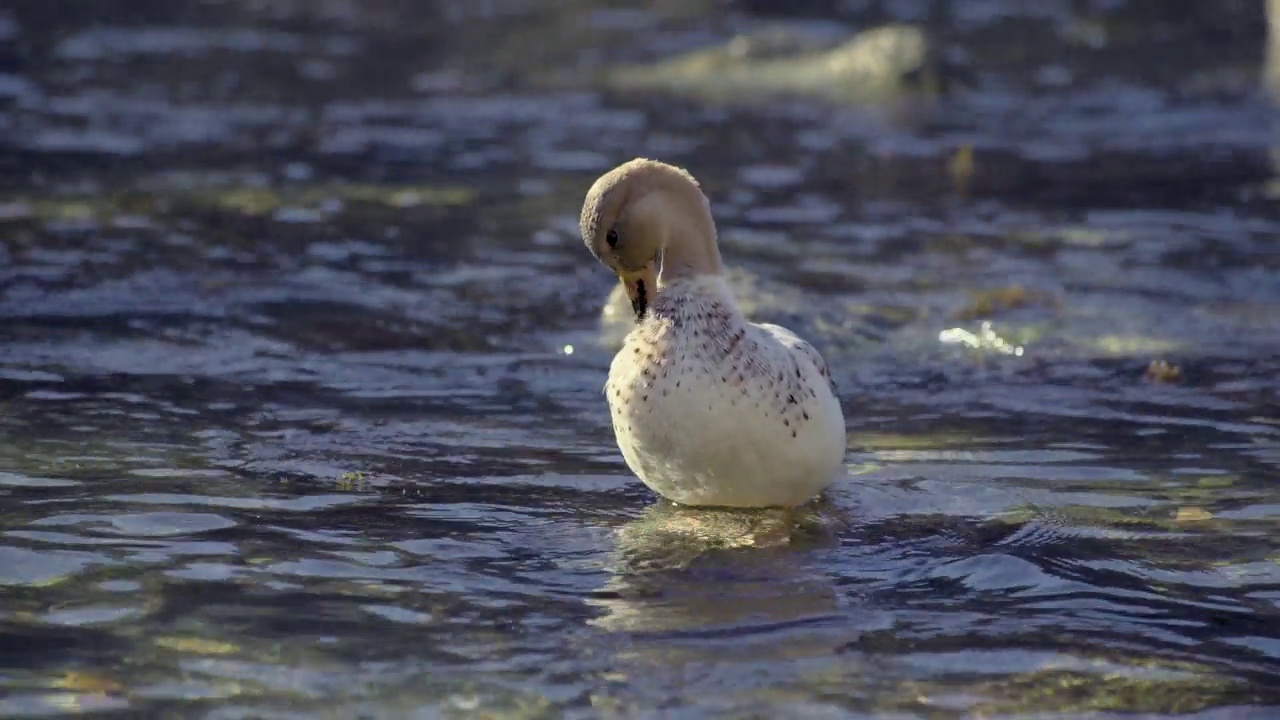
xmin=605 ymin=276 xmax=846 ymax=507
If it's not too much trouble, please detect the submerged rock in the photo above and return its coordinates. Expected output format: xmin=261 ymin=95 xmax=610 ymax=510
xmin=604 ymin=23 xmax=944 ymax=108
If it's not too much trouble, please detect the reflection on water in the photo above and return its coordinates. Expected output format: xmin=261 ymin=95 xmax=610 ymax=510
xmin=1 ymin=0 xmax=1280 ymax=717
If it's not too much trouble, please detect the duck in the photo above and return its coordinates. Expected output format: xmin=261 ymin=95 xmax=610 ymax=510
xmin=579 ymin=158 xmax=847 ymax=508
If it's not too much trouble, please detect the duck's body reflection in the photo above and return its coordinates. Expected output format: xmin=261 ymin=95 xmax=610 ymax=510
xmin=586 ymin=499 xmax=849 ymax=638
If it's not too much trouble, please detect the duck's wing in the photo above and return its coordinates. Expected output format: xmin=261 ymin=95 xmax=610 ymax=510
xmin=755 ymin=322 xmax=836 ymax=390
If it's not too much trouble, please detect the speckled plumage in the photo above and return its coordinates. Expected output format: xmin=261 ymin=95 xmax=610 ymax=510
xmin=606 ymin=274 xmax=846 ymax=507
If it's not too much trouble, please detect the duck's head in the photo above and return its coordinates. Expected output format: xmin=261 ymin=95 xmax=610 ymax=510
xmin=579 ymin=158 xmax=723 ymax=320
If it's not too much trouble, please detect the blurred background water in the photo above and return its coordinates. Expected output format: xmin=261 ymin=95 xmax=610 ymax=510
xmin=1 ymin=0 xmax=1279 ymax=717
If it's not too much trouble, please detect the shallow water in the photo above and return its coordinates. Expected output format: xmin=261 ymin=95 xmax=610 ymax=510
xmin=2 ymin=1 xmax=1279 ymax=717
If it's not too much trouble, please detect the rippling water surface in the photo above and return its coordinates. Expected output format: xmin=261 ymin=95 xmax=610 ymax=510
xmin=2 ymin=1 xmax=1279 ymax=717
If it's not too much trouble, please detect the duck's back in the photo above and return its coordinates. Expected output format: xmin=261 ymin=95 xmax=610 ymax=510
xmin=606 ymin=276 xmax=846 ymax=507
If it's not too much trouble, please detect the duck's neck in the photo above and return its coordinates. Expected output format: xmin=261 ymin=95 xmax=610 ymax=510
xmin=648 ymin=274 xmax=744 ymax=326
xmin=658 ymin=242 xmax=723 ymax=286
xmin=652 ymin=187 xmax=723 ymax=285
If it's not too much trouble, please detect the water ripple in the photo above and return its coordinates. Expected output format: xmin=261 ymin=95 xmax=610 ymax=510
xmin=0 ymin=0 xmax=1278 ymax=717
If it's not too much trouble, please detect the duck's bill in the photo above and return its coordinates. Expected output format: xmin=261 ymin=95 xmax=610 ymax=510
xmin=619 ymin=262 xmax=657 ymax=321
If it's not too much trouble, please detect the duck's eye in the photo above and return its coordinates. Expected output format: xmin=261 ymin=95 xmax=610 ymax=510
xmin=606 ymin=229 xmax=619 ymax=248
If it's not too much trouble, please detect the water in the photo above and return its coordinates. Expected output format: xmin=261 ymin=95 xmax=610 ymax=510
xmin=1 ymin=1 xmax=1279 ymax=717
